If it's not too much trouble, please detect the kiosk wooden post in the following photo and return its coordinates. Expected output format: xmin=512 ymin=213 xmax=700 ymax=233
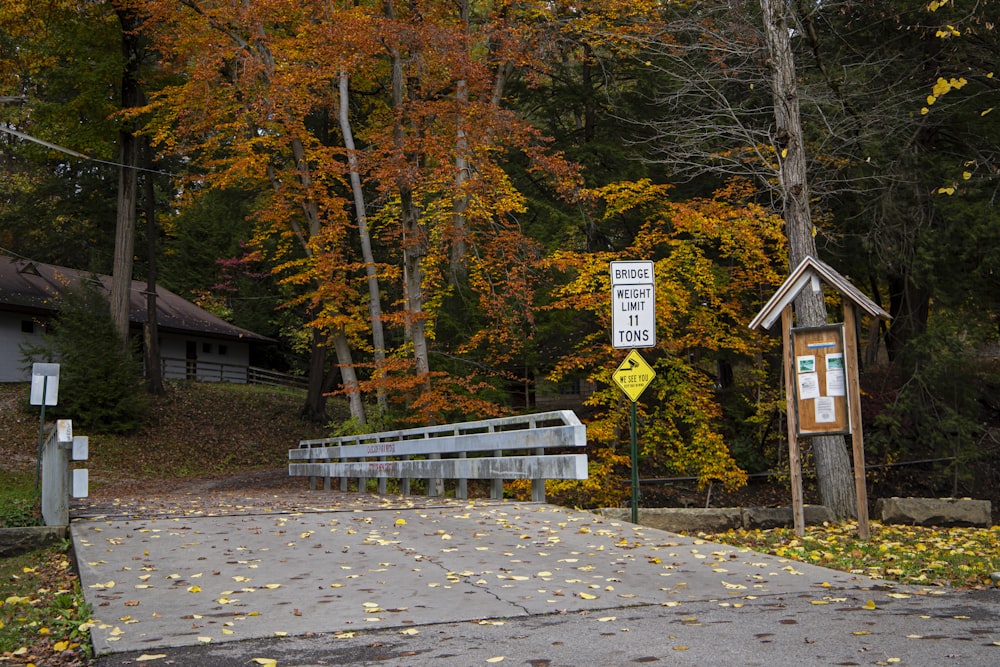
xmin=844 ymin=304 xmax=870 ymax=539
xmin=781 ymin=306 xmax=806 ymax=535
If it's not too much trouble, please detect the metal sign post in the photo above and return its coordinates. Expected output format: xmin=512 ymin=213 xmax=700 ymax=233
xmin=610 ymin=260 xmax=657 ymax=524
xmin=612 ymin=350 xmax=656 ymax=523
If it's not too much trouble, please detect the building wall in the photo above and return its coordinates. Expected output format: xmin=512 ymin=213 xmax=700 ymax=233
xmin=0 ymin=311 xmax=251 ymax=384
xmin=0 ymin=312 xmax=46 ymax=382
xmin=160 ymin=335 xmax=250 ymax=383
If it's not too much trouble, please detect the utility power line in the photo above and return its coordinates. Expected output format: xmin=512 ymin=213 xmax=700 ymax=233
xmin=0 ymin=124 xmax=177 ymax=177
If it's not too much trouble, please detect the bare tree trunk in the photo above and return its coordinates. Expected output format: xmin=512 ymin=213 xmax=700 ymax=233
xmin=451 ymin=75 xmax=470 ymax=281
xmin=387 ymin=0 xmax=432 ymax=389
xmin=761 ymin=0 xmax=855 ymax=519
xmin=301 ymin=330 xmax=330 ymax=422
xmin=110 ymin=6 xmax=142 ymax=348
xmin=339 ymin=70 xmax=387 ymax=416
xmin=332 ymin=331 xmax=365 ymax=422
xmin=450 ymin=0 xmax=471 ymax=281
xmin=142 ymin=137 xmax=164 ymax=394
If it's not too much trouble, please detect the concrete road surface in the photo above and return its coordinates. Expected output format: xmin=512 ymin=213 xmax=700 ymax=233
xmin=70 ymin=492 xmax=1000 ymax=666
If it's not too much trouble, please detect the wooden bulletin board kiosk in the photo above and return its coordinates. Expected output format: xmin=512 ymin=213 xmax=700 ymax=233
xmin=750 ymin=256 xmax=891 ymax=539
xmin=791 ymin=323 xmax=850 ymax=436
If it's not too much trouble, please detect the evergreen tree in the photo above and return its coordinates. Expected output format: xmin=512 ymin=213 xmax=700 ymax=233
xmin=21 ymin=280 xmax=148 ymax=434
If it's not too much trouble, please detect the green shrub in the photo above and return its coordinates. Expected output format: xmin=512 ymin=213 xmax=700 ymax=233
xmin=21 ymin=279 xmax=149 ymax=434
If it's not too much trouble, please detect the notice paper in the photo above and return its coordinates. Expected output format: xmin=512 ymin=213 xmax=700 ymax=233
xmin=814 ymin=396 xmax=837 ymax=423
xmin=798 ymin=372 xmax=820 ymax=400
xmin=825 ymin=353 xmax=846 ymax=396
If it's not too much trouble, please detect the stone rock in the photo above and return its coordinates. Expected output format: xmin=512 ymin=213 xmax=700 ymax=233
xmin=875 ymin=497 xmax=992 ymax=527
xmin=597 ymin=508 xmax=743 ymax=533
xmin=742 ymin=505 xmax=834 ymax=530
xmin=0 ymin=526 xmax=67 ymax=558
xmin=597 ymin=506 xmax=835 ymax=533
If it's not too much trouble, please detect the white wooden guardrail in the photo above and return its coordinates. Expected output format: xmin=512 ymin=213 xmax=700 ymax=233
xmin=288 ymin=410 xmax=587 ymax=502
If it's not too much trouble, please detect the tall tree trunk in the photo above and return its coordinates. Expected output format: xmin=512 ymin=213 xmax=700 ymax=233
xmin=300 ymin=329 xmax=365 ymax=424
xmin=110 ymin=7 xmax=142 ymax=348
xmin=142 ymin=137 xmax=164 ymax=394
xmin=339 ymin=70 xmax=387 ymax=416
xmin=450 ymin=0 xmax=471 ymax=281
xmin=761 ymin=0 xmax=855 ymax=518
xmin=451 ymin=75 xmax=470 ymax=281
xmin=301 ymin=330 xmax=330 ymax=422
xmin=332 ymin=331 xmax=365 ymax=422
xmin=387 ymin=0 xmax=432 ymax=389
xmin=286 ymin=134 xmax=366 ymax=425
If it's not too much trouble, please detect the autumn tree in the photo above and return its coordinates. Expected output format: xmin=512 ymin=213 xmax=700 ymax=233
xmin=538 ymin=179 xmax=786 ymax=506
xmin=135 ymin=0 xmax=590 ymax=426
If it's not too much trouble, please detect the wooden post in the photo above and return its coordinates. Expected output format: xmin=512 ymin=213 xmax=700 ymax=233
xmin=843 ymin=305 xmax=871 ymax=539
xmin=782 ymin=306 xmax=806 ymax=536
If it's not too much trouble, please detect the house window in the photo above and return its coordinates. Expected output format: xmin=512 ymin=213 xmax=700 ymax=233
xmin=202 ymin=343 xmax=212 ymax=354
xmin=218 ymin=344 xmax=228 ymax=356
xmin=21 ymin=320 xmax=35 ymax=334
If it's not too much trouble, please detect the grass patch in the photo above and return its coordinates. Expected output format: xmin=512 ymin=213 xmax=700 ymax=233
xmin=0 ymin=546 xmax=93 ymax=665
xmin=701 ymin=521 xmax=1000 ymax=588
xmin=0 ymin=474 xmax=41 ymax=528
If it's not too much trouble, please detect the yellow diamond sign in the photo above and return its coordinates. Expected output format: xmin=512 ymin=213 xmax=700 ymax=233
xmin=612 ymin=350 xmax=655 ymax=402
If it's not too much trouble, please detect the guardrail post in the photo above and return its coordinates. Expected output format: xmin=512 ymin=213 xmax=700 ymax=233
xmin=358 ymin=459 xmax=369 ymax=493
xmin=377 ymin=457 xmax=387 ymax=495
xmin=489 ymin=423 xmax=504 ymax=499
xmin=532 ymin=446 xmax=546 ymax=503
xmin=41 ymin=422 xmax=71 ymax=526
xmin=400 ymin=455 xmax=410 ymax=495
xmin=457 ymin=451 xmax=468 ymax=500
xmin=308 ymin=446 xmax=318 ymax=491
xmin=427 ymin=430 xmax=444 ymax=497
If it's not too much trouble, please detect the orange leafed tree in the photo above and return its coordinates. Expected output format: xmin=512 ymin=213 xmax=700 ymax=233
xmin=535 ymin=178 xmax=787 ymax=506
xmin=134 ymin=0 xmax=591 ymax=425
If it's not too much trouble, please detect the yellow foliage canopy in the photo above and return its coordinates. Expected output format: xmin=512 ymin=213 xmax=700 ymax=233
xmin=542 ymin=179 xmax=786 ymax=501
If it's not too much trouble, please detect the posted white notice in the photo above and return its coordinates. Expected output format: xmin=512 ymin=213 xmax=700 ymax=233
xmin=814 ymin=396 xmax=837 ymax=423
xmin=797 ymin=355 xmax=820 ymax=400
xmin=825 ymin=353 xmax=846 ymax=396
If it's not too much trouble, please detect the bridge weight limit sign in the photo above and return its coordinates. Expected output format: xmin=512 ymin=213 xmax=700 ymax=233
xmin=611 ymin=260 xmax=655 ymax=349
xmin=610 ymin=261 xmax=657 ymax=523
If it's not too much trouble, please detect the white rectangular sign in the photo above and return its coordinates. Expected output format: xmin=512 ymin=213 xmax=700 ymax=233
xmin=610 ymin=261 xmax=656 ymax=349
xmin=30 ymin=362 xmax=60 ymax=406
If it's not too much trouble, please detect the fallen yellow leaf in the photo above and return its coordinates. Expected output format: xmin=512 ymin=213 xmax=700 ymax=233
xmin=252 ymin=660 xmax=277 ymax=667
xmin=486 ymin=658 xmax=505 ymax=663
xmin=136 ymin=655 xmax=168 ymax=662
xmin=863 ymin=600 xmax=877 ymax=610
